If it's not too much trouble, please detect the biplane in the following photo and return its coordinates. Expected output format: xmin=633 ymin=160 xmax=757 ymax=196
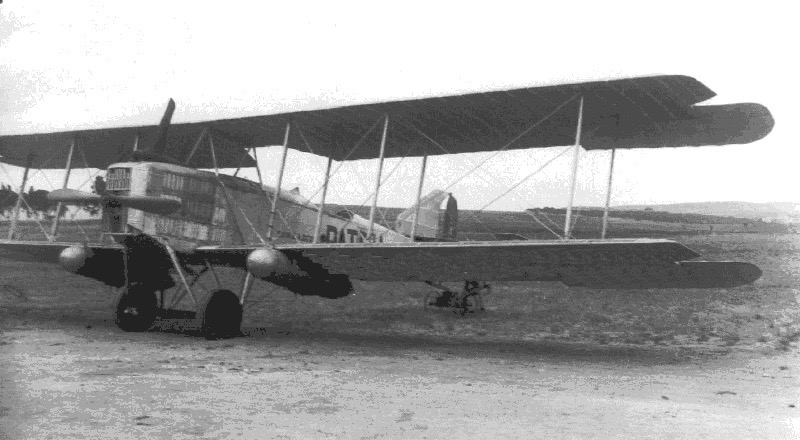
xmin=0 ymin=75 xmax=773 ymax=338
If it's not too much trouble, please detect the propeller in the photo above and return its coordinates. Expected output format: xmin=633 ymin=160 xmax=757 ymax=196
xmin=48 ymin=188 xmax=181 ymax=216
xmin=110 ymin=99 xmax=178 ymax=165
xmin=150 ymin=98 xmax=176 ymax=156
xmin=47 ymin=100 xmax=184 ymax=219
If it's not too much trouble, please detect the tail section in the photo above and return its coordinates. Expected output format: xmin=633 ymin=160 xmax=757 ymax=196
xmin=395 ymin=190 xmax=458 ymax=241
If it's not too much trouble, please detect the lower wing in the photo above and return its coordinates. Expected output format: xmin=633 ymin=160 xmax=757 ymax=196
xmin=0 ymin=238 xmax=761 ymax=291
xmin=195 ymin=238 xmax=761 ymax=289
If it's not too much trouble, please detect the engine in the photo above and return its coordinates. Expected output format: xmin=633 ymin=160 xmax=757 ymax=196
xmin=246 ymin=248 xmax=295 ymax=279
xmin=57 ymin=244 xmax=126 ymax=287
xmin=246 ymin=247 xmax=352 ymax=299
xmin=59 ymin=244 xmax=92 ymax=273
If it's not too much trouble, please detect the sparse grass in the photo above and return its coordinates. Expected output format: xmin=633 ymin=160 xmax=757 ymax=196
xmin=721 ymin=333 xmax=741 ymax=346
xmin=777 ymin=324 xmax=800 ymax=350
xmin=0 ymin=283 xmax=27 ymax=301
xmin=0 ymin=233 xmax=798 ymax=350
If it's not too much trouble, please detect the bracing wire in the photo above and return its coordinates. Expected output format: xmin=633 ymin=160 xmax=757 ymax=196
xmin=404 ymin=95 xmax=582 ymax=241
xmin=524 ymin=210 xmax=564 ymax=239
xmin=333 ymin=140 xmax=417 ymax=235
xmin=275 ymin=209 xmax=302 ymax=243
xmin=0 ymin=163 xmax=52 ymax=240
xmin=477 ymin=145 xmax=573 ymax=212
xmin=208 ymin=134 xmax=266 ymax=245
xmin=432 ymin=94 xmax=580 ymax=194
xmin=301 ymin=116 xmax=383 ymax=205
xmin=30 ymin=164 xmax=94 ymax=241
xmin=539 ymin=210 xmax=564 ymax=233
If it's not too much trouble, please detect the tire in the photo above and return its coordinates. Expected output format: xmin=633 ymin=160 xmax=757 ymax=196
xmin=199 ymin=289 xmax=243 ymax=340
xmin=115 ymin=285 xmax=158 ymax=332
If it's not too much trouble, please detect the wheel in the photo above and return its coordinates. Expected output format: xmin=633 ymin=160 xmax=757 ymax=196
xmin=199 ymin=289 xmax=243 ymax=339
xmin=115 ymin=284 xmax=158 ymax=332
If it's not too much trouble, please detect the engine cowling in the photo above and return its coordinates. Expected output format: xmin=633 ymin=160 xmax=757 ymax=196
xmin=245 ymin=247 xmax=353 ymax=299
xmin=59 ymin=245 xmax=92 ymax=273
xmin=246 ymin=247 xmax=294 ymax=280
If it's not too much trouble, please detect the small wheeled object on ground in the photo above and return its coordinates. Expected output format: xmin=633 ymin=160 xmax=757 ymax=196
xmin=425 ymin=280 xmax=491 ymax=315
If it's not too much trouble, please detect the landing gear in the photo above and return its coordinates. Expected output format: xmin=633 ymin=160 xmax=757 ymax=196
xmin=116 ymin=233 xmax=248 ymax=338
xmin=199 ymin=289 xmax=243 ymax=339
xmin=115 ymin=284 xmax=158 ymax=332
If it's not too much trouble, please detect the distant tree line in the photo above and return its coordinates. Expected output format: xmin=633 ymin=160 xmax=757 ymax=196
xmin=0 ymin=186 xmax=67 ymax=221
xmin=531 ymin=207 xmax=763 ymax=225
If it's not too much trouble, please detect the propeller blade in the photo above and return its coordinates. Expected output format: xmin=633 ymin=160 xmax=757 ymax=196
xmin=110 ymin=195 xmax=181 ymax=215
xmin=48 ymin=188 xmax=102 ymax=204
xmin=48 ymin=189 xmax=181 ymax=215
xmin=151 ymin=98 xmax=176 ymax=155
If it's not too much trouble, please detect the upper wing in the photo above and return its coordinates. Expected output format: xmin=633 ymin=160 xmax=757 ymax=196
xmin=0 ymin=124 xmax=256 ymax=170
xmin=0 ymin=75 xmax=773 ymax=169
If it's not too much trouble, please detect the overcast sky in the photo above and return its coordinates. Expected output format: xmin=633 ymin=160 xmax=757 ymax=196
xmin=0 ymin=1 xmax=796 ymax=210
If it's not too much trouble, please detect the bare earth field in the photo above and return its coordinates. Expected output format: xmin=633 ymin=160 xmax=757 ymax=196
xmin=1 ymin=233 xmax=799 ymax=439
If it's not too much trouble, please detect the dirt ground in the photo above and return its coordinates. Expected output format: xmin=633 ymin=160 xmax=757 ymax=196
xmin=1 ymin=233 xmax=799 ymax=439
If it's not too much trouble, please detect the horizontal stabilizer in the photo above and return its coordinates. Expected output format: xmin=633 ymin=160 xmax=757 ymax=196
xmin=48 ymin=189 xmax=181 ymax=215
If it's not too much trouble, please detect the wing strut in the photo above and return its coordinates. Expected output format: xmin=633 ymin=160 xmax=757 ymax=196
xmin=312 ymin=157 xmax=333 ymax=244
xmin=367 ymin=114 xmax=389 ymax=241
xmin=409 ymin=154 xmax=429 ymax=242
xmin=563 ymin=97 xmax=584 ymax=239
xmin=601 ymin=148 xmax=617 ymax=239
xmin=184 ymin=128 xmax=208 ymax=166
xmin=7 ymin=153 xmax=35 ymax=240
xmin=267 ymin=123 xmax=291 ymax=240
xmin=208 ymin=132 xmax=264 ymax=244
xmin=238 ymin=269 xmax=256 ymax=306
xmin=252 ymin=146 xmax=263 ymax=186
xmin=49 ymin=139 xmax=76 ymax=240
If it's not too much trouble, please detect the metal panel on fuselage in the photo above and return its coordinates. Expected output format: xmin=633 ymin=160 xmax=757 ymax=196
xmin=108 ymin=162 xmax=406 ymax=246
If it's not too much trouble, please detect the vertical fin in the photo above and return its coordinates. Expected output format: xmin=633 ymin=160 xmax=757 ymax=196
xmin=439 ymin=193 xmax=458 ymax=240
xmin=395 ymin=190 xmax=456 ymax=240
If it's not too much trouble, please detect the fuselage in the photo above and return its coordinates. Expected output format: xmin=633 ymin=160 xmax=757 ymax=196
xmin=102 ymin=161 xmax=409 ymax=247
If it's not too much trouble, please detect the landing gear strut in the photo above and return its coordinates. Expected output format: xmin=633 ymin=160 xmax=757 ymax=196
xmin=199 ymin=289 xmax=243 ymax=339
xmin=117 ymin=233 xmax=247 ymax=339
xmin=115 ymin=283 xmax=158 ymax=332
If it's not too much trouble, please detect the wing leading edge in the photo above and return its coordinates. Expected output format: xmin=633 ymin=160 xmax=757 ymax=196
xmin=0 ymin=75 xmax=774 ymax=169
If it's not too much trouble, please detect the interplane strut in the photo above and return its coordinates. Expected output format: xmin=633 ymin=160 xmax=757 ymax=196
xmin=563 ymin=97 xmax=584 ymax=239
xmin=0 ymin=75 xmax=772 ymax=338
